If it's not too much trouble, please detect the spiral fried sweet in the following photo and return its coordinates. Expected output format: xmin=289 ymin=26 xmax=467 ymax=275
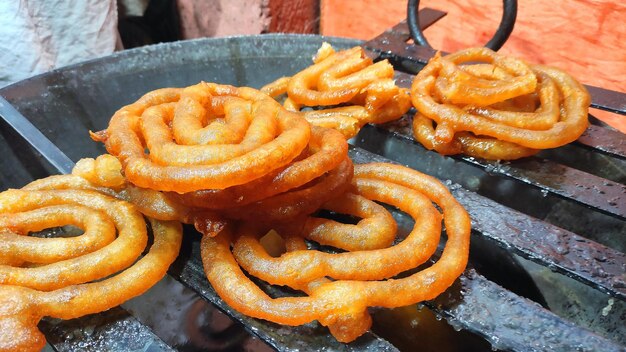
xmin=411 ymin=47 xmax=591 ymax=160
xmin=200 ymin=163 xmax=470 ymax=342
xmin=91 ymin=81 xmax=353 ymax=232
xmin=92 ymin=82 xmax=311 ymax=192
xmin=0 ymin=175 xmax=182 ymax=352
xmin=262 ymin=43 xmax=411 ymax=139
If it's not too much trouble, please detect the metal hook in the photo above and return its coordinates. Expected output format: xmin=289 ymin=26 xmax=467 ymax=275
xmin=407 ymin=0 xmax=517 ymax=51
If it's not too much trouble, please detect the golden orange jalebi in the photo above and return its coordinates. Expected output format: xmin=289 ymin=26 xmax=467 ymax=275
xmin=262 ymin=43 xmax=412 ymax=139
xmin=92 ymin=82 xmax=311 ymax=192
xmin=91 ymin=82 xmax=354 ymax=230
xmin=411 ymin=47 xmax=591 ymax=160
xmin=0 ymin=173 xmax=182 ymax=352
xmin=200 ymin=163 xmax=471 ymax=342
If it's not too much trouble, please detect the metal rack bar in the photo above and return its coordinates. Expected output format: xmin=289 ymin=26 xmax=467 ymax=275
xmin=0 ymin=95 xmax=74 ymax=174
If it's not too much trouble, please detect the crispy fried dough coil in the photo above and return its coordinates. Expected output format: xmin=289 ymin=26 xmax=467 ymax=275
xmin=200 ymin=162 xmax=470 ymax=342
xmin=261 ymin=43 xmax=411 ymax=139
xmin=411 ymin=47 xmax=590 ymax=160
xmin=232 ymin=176 xmax=441 ymax=286
xmin=0 ymin=180 xmax=182 ymax=352
xmin=93 ymin=82 xmax=311 ymax=192
xmin=0 ymin=190 xmax=147 ymax=291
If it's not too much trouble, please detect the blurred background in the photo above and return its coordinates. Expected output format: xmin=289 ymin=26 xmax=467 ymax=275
xmin=1 ymin=0 xmax=624 ymax=130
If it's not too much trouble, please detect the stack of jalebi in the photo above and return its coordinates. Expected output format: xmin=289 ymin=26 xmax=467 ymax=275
xmin=87 ymin=80 xmax=470 ymax=343
xmin=411 ymin=47 xmax=591 ymax=160
xmin=0 ymin=162 xmax=183 ymax=352
xmin=262 ymin=43 xmax=412 ymax=139
xmin=91 ymin=82 xmax=354 ymax=232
